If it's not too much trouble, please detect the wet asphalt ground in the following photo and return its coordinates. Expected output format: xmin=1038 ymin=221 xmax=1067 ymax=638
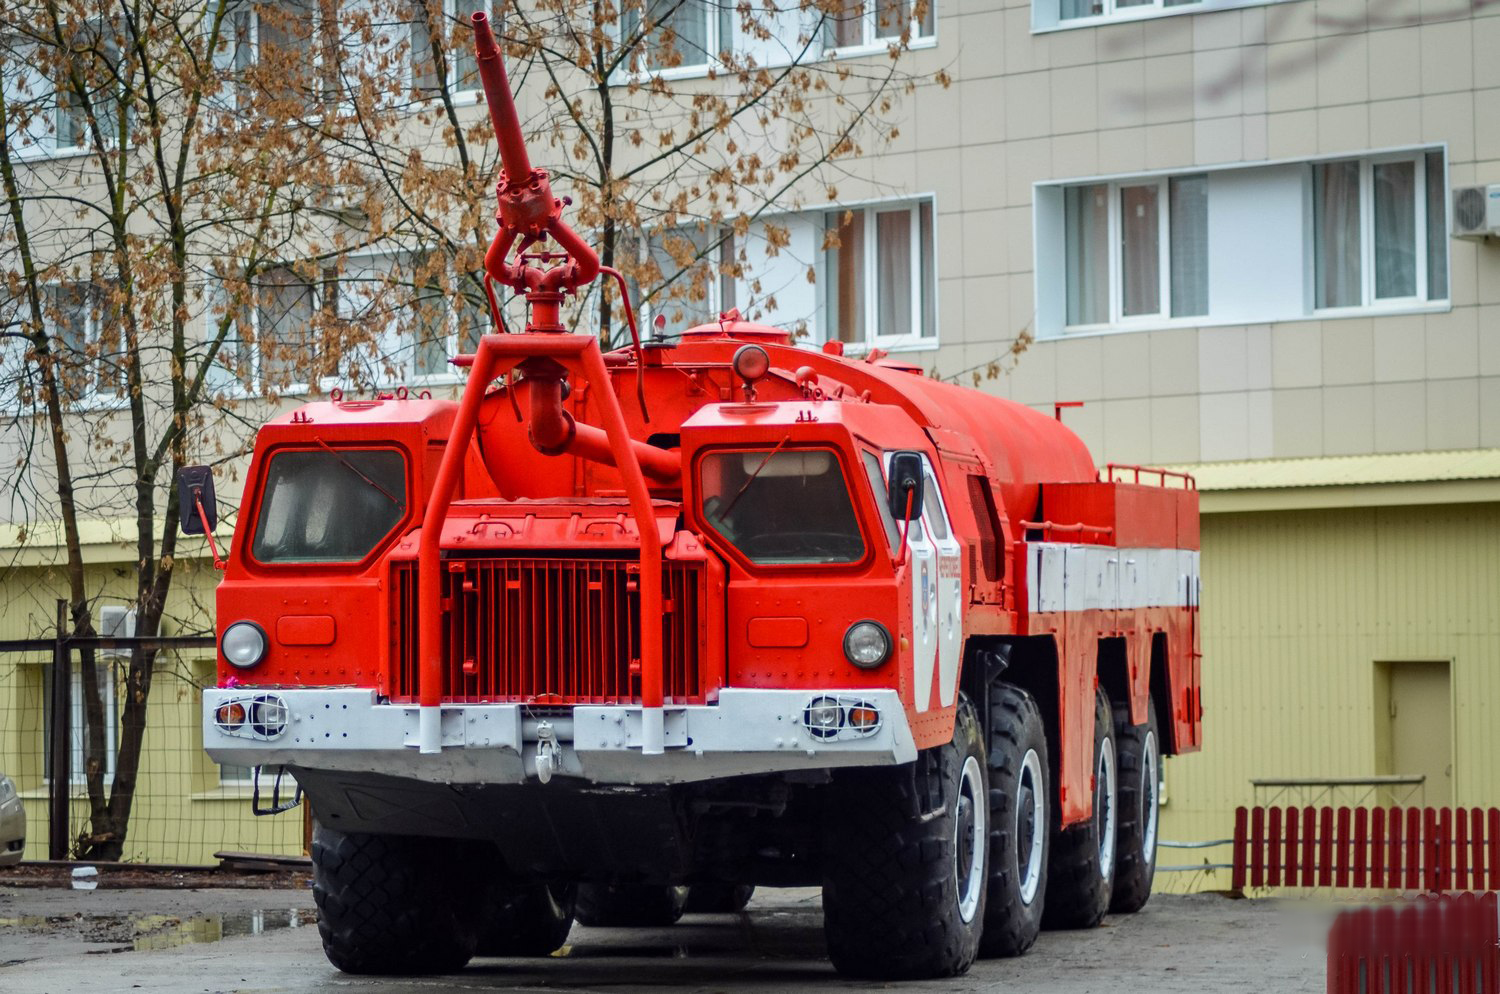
xmin=1 ymin=884 xmax=1324 ymax=993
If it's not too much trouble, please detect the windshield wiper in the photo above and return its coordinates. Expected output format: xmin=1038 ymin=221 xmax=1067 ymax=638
xmin=314 ymin=437 xmax=405 ymax=510
xmin=719 ymin=433 xmax=791 ymax=520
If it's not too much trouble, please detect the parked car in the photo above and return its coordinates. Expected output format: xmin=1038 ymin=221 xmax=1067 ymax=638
xmin=0 ymin=773 xmax=25 ymax=866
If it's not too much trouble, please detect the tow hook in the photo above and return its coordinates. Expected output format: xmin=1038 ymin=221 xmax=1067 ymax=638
xmin=535 ymin=722 xmax=560 ymax=784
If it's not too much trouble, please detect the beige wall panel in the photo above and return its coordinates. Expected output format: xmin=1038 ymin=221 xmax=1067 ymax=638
xmin=1158 ymin=501 xmax=1500 ymax=891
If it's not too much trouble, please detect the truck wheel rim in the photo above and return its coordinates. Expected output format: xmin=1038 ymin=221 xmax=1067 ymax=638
xmin=1017 ymin=747 xmax=1045 ymax=905
xmin=955 ymin=755 xmax=986 ymax=923
xmin=1096 ymin=737 xmax=1117 ymax=880
xmin=1142 ymin=730 xmax=1159 ymax=861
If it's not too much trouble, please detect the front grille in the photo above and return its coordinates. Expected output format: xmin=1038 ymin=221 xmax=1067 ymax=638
xmin=392 ymin=557 xmax=706 ymax=705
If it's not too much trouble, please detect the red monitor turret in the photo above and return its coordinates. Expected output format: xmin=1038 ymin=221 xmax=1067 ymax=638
xmin=471 ymin=10 xmax=599 ymax=328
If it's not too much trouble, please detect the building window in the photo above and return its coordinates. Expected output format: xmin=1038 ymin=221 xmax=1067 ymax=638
xmin=410 ymin=0 xmax=486 ymax=96
xmin=1035 ymin=0 xmax=1289 ymax=32
xmin=617 ymin=0 xmax=932 ymax=78
xmin=216 ymin=0 xmax=341 ymax=112
xmin=621 ymin=0 xmax=730 ymax=73
xmin=1313 ymin=151 xmax=1448 ymax=311
xmin=43 ymin=664 xmax=117 ymax=784
xmin=45 ymin=282 xmax=124 ymax=404
xmin=628 ymin=227 xmax=737 ymax=338
xmin=1062 ymin=176 xmax=1206 ymax=328
xmin=824 ymin=0 xmax=935 ymax=50
xmin=1037 ymin=148 xmax=1448 ymax=336
xmin=824 ymin=201 xmax=936 ymax=346
xmin=206 ymin=265 xmax=339 ymax=393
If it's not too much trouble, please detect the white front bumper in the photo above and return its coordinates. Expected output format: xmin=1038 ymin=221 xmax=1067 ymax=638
xmin=202 ymin=687 xmax=917 ymax=785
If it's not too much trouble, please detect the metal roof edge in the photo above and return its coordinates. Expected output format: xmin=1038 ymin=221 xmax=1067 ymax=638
xmin=1162 ymin=449 xmax=1500 ymax=492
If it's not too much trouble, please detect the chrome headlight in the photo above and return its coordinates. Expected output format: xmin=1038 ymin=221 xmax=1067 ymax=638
xmin=221 ymin=621 xmax=269 ymax=668
xmin=843 ymin=620 xmax=892 ymax=669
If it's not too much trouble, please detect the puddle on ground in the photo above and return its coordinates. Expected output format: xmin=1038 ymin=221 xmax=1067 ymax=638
xmin=126 ymin=909 xmax=317 ymax=952
xmin=0 ymin=909 xmax=317 ymax=954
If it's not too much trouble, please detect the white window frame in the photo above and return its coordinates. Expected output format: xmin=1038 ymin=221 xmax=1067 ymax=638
xmin=3 ymin=24 xmax=128 ymax=159
xmin=328 ymin=249 xmax=490 ymax=388
xmin=820 ymin=197 xmax=938 ymax=351
xmin=632 ymin=225 xmax=738 ymax=340
xmin=1062 ymin=177 xmax=1185 ymax=333
xmin=408 ymin=0 xmax=490 ymax=105
xmin=219 ymin=0 xmax=347 ymax=115
xmin=204 ymin=265 xmax=337 ymax=397
xmin=43 ymin=280 xmax=127 ymax=410
xmin=1311 ymin=152 xmax=1442 ymax=318
xmin=43 ymin=663 xmax=118 ymax=786
xmin=613 ymin=0 xmax=936 ymax=85
xmin=616 ymin=0 xmax=726 ymax=80
xmin=821 ymin=0 xmax=937 ymax=57
xmin=1033 ymin=0 xmax=1294 ymax=34
xmin=1036 ymin=145 xmax=1451 ymax=339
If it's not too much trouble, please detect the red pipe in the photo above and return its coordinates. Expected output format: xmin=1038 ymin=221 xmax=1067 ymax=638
xmin=417 ymin=334 xmax=500 ymax=745
xmin=525 ymin=363 xmax=678 ymax=482
xmin=472 ymin=12 xmax=530 ymax=182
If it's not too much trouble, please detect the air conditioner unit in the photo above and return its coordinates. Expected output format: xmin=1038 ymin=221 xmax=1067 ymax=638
xmin=1451 ymin=184 xmax=1500 ymax=238
xmin=98 ymin=605 xmax=136 ymax=660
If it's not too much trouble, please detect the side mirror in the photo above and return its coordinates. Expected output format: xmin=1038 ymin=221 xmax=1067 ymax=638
xmin=177 ymin=466 xmax=217 ymax=535
xmin=887 ymin=451 xmax=924 ymax=521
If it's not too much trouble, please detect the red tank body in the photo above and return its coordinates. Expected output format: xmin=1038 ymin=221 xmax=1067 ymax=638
xmin=198 ymin=13 xmax=1202 ymax=979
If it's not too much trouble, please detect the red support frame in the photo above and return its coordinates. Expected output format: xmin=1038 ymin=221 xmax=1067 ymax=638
xmin=416 ymin=334 xmax=666 ymax=752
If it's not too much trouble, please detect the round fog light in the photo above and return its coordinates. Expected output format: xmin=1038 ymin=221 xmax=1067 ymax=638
xmin=215 ymin=701 xmax=247 ymax=729
xmin=803 ymin=697 xmax=844 ymax=739
xmin=222 ymin=621 xmax=268 ymax=668
xmin=843 ymin=621 xmax=891 ymax=668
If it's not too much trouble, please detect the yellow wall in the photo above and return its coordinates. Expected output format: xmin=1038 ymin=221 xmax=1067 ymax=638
xmin=0 ymin=558 xmax=303 ymax=865
xmin=1157 ymin=500 xmax=1500 ymax=892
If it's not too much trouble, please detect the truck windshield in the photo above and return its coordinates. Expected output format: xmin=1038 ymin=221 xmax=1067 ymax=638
xmin=251 ymin=449 xmax=407 ymax=564
xmin=700 ymin=448 xmax=865 ymax=565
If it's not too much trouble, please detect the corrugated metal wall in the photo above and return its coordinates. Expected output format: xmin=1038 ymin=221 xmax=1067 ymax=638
xmin=1158 ymin=501 xmax=1500 ymax=890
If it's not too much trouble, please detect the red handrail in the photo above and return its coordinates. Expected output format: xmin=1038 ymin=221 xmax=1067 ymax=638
xmin=1103 ymin=462 xmax=1197 ymax=490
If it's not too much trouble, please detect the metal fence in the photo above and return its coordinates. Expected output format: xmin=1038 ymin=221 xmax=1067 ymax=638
xmin=1327 ymin=893 xmax=1499 ymax=994
xmin=1233 ymin=805 xmax=1500 ymax=894
xmin=0 ymin=601 xmax=306 ymax=865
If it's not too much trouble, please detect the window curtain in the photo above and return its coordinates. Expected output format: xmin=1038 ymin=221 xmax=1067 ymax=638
xmin=824 ymin=0 xmax=866 ymax=47
xmin=1313 ymin=160 xmax=1361 ymax=309
xmin=1120 ymin=184 xmax=1160 ymax=317
xmin=825 ymin=211 xmax=865 ymax=343
xmin=1373 ymin=160 xmax=1417 ymax=300
xmin=258 ymin=269 xmax=316 ymax=385
xmin=1425 ymin=151 xmax=1448 ymax=300
xmin=919 ymin=202 xmax=936 ymax=337
xmin=450 ymin=0 xmax=485 ymax=88
xmin=876 ymin=209 xmax=913 ymax=338
xmin=1065 ymin=185 xmax=1108 ymax=325
xmin=1169 ymin=174 xmax=1208 ymax=317
xmin=1058 ymin=0 xmax=1100 ymax=18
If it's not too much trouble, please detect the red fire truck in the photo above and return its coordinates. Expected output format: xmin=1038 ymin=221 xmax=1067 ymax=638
xmin=194 ymin=11 xmax=1200 ymax=980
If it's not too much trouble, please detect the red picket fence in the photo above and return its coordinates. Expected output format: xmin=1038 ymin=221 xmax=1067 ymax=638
xmin=1327 ymin=893 xmax=1499 ymax=994
xmin=1232 ymin=806 xmax=1500 ymax=893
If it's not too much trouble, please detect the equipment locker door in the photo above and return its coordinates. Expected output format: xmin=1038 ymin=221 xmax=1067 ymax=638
xmin=907 ymin=455 xmax=963 ymax=713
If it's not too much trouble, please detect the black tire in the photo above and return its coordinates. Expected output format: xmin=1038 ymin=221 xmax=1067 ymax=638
xmin=573 ymin=883 xmax=689 ymax=926
xmin=1041 ymin=688 xmax=1116 ymax=930
xmin=821 ymin=695 xmax=989 ymax=980
xmin=311 ymin=823 xmax=478 ymax=975
xmin=684 ymin=882 xmax=755 ymax=913
xmin=1109 ymin=696 xmax=1160 ymax=914
xmin=979 ymin=682 xmax=1050 ymax=958
xmin=475 ymin=881 xmax=576 ymax=956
